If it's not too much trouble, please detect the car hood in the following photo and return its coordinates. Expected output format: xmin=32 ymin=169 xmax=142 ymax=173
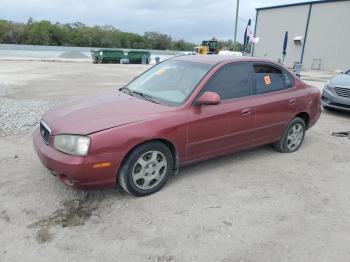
xmin=42 ymin=91 xmax=173 ymax=135
xmin=330 ymin=74 xmax=350 ymax=87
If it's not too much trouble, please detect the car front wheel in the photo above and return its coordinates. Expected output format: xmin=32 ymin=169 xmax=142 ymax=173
xmin=273 ymin=117 xmax=306 ymax=153
xmin=118 ymin=141 xmax=173 ymax=196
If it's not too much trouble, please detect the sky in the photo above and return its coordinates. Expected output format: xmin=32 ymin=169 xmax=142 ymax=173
xmin=0 ymin=0 xmax=316 ymax=43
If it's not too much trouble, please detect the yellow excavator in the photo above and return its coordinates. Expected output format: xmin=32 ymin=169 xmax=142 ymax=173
xmin=193 ymin=40 xmax=221 ymax=55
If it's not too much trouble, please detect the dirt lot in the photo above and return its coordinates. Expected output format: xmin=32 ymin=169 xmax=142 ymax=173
xmin=0 ymin=61 xmax=350 ymax=262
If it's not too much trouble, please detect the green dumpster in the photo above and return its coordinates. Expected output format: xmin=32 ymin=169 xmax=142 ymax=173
xmin=91 ymin=49 xmax=125 ymax=63
xmin=127 ymin=50 xmax=151 ymax=64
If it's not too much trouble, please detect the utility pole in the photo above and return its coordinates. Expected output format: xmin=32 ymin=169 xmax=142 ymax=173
xmin=234 ymin=0 xmax=240 ymax=43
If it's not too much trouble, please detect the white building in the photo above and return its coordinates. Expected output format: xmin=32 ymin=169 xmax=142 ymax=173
xmin=252 ymin=0 xmax=350 ymax=71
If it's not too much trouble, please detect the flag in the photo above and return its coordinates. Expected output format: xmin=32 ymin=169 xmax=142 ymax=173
xmin=243 ymin=20 xmax=249 ymax=52
xmin=282 ymin=31 xmax=288 ymax=56
xmin=244 ymin=19 xmax=259 ymax=51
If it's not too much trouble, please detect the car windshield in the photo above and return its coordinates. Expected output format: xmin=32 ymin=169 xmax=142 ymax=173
xmin=122 ymin=60 xmax=212 ymax=106
xmin=345 ymin=69 xmax=350 ymax=75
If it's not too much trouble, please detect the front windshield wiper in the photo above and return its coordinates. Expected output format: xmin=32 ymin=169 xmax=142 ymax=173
xmin=120 ymin=87 xmax=134 ymax=95
xmin=132 ymin=90 xmax=162 ymax=105
xmin=120 ymin=87 xmax=162 ymax=105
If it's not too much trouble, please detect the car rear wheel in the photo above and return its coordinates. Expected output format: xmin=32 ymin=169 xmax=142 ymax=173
xmin=118 ymin=141 xmax=173 ymax=196
xmin=273 ymin=117 xmax=306 ymax=153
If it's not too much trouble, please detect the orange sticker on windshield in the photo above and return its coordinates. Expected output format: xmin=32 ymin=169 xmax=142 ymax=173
xmin=156 ymin=69 xmax=165 ymax=76
xmin=264 ymin=75 xmax=271 ymax=85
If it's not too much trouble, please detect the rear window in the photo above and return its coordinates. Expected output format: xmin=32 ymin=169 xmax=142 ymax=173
xmin=253 ymin=64 xmax=293 ymax=94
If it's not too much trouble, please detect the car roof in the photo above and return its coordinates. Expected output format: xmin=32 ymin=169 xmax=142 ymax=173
xmin=171 ymin=55 xmax=276 ymax=65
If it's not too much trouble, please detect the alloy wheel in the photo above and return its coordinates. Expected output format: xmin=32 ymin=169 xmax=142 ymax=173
xmin=286 ymin=123 xmax=304 ymax=151
xmin=132 ymin=150 xmax=168 ymax=190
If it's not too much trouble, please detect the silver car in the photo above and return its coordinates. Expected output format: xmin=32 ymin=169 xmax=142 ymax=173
xmin=321 ymin=69 xmax=350 ymax=112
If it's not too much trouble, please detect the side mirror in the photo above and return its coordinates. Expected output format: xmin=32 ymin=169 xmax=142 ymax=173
xmin=197 ymin=92 xmax=221 ymax=106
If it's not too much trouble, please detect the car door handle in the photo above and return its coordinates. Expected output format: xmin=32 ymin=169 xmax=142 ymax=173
xmin=289 ymin=99 xmax=296 ymax=105
xmin=241 ymin=108 xmax=252 ymax=117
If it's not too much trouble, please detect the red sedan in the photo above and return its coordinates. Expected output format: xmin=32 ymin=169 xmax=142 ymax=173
xmin=33 ymin=56 xmax=321 ymax=196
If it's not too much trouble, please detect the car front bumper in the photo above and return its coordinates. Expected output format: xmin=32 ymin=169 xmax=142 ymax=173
xmin=32 ymin=128 xmax=119 ymax=189
xmin=321 ymin=87 xmax=350 ymax=112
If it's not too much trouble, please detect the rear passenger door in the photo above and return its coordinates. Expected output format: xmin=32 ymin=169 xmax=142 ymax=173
xmin=251 ymin=63 xmax=297 ymax=145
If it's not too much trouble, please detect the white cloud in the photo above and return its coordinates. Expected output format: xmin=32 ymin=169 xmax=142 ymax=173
xmin=0 ymin=0 xmax=317 ymax=43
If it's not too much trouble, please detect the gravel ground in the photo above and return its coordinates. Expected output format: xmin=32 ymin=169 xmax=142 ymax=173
xmin=0 ymin=61 xmax=350 ymax=262
xmin=0 ymin=97 xmax=56 ymax=136
xmin=0 ymin=73 xmax=58 ymax=136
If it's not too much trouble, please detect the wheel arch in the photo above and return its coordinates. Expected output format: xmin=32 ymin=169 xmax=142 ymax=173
xmin=294 ymin=112 xmax=310 ymax=129
xmin=117 ymin=138 xmax=180 ymax=179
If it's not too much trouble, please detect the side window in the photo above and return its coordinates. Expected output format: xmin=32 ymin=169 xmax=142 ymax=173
xmin=284 ymin=71 xmax=293 ymax=88
xmin=253 ymin=64 xmax=292 ymax=94
xmin=203 ymin=63 xmax=251 ymax=100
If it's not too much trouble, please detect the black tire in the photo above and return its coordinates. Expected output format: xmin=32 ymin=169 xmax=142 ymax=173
xmin=118 ymin=141 xmax=173 ymax=196
xmin=273 ymin=117 xmax=306 ymax=153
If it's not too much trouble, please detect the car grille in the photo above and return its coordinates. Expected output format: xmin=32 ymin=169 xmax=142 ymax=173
xmin=333 ymin=87 xmax=350 ymax=98
xmin=40 ymin=121 xmax=51 ymax=144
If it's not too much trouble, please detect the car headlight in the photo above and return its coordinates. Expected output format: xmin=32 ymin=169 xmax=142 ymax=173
xmin=54 ymin=135 xmax=90 ymax=156
xmin=323 ymin=81 xmax=334 ymax=94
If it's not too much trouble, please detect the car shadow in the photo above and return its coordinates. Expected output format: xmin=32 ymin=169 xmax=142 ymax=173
xmin=49 ymin=144 xmax=276 ymax=200
xmin=169 ymin=144 xmax=275 ymax=186
xmin=323 ymin=108 xmax=350 ymax=119
xmin=31 ymin=141 xmax=309 ymax=238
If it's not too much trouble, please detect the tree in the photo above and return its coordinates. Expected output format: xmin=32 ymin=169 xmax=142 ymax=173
xmin=144 ymin=32 xmax=172 ymax=50
xmin=214 ymin=38 xmax=243 ymax=52
xmin=24 ymin=20 xmax=52 ymax=45
xmin=172 ymin=39 xmax=195 ymax=51
xmin=0 ymin=18 xmax=196 ymax=50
